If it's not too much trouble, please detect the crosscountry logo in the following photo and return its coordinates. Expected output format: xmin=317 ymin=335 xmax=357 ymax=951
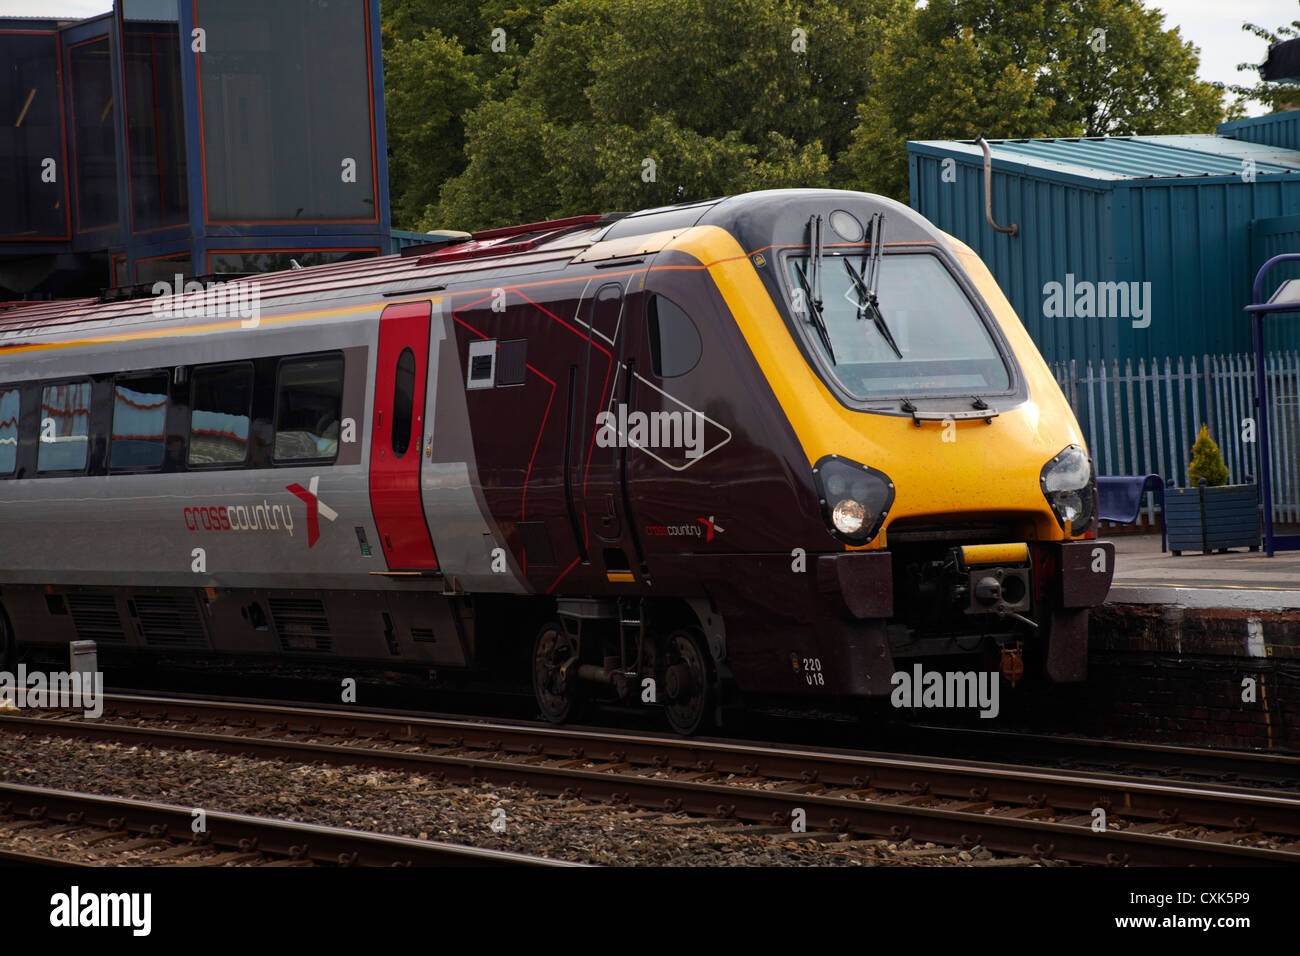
xmin=285 ymin=476 xmax=338 ymax=548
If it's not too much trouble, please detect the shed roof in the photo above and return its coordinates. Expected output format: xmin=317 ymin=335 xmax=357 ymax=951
xmin=909 ymin=134 xmax=1300 ymax=183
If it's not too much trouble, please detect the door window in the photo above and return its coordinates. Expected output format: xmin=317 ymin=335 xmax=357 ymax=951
xmin=391 ymin=347 xmax=415 ymax=457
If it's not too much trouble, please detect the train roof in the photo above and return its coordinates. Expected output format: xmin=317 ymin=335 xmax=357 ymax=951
xmin=0 ymin=189 xmax=942 ymax=343
xmin=0 ymin=222 xmax=604 ymax=341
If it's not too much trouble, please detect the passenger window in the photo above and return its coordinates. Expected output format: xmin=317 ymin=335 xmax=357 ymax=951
xmin=0 ymin=388 xmax=18 ymax=475
xmin=274 ymin=355 xmax=343 ymax=462
xmin=110 ymin=373 xmax=169 ymax=470
xmin=188 ymin=364 xmax=253 ymax=465
xmin=37 ymin=382 xmax=91 ymax=472
xmin=647 ymin=294 xmax=702 ymax=378
xmin=391 ymin=348 xmax=415 ymax=457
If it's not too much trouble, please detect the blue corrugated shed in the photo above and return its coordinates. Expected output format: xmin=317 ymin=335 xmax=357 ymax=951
xmin=1218 ymin=109 xmax=1300 ymax=151
xmin=908 ymin=133 xmax=1300 ymax=365
xmin=391 ymin=230 xmax=438 ymax=254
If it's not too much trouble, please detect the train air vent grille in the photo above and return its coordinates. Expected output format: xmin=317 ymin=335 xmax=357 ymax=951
xmin=67 ymin=593 xmax=127 ymax=643
xmin=411 ymin=627 xmax=436 ymax=643
xmin=133 ymin=595 xmax=208 ymax=648
xmin=268 ymin=598 xmax=333 ymax=653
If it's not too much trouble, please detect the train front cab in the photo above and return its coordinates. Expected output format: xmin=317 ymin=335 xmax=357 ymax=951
xmin=679 ymin=191 xmax=1116 ymax=706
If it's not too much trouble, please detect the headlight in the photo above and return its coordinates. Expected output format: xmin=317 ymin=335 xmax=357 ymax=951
xmin=813 ymin=455 xmax=894 ymax=544
xmin=1040 ymin=444 xmax=1095 ymax=536
xmin=832 ymin=499 xmax=866 ymax=534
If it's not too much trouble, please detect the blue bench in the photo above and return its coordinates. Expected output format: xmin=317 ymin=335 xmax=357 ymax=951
xmin=1097 ymin=474 xmax=1166 ymax=553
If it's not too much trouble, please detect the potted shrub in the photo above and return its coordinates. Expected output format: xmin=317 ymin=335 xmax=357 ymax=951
xmin=1165 ymin=425 xmax=1260 ymax=555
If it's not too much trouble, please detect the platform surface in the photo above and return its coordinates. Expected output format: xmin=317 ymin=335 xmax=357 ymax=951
xmin=1108 ymin=533 xmax=1300 ymax=608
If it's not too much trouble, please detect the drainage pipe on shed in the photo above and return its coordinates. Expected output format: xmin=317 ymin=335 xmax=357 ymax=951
xmin=976 ymin=135 xmax=1018 ymax=237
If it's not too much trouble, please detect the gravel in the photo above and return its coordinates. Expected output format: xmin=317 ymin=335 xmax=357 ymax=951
xmin=0 ymin=733 xmax=1043 ymax=866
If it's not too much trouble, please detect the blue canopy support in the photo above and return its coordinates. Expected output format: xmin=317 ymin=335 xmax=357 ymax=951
xmin=1244 ymin=254 xmax=1300 ymax=556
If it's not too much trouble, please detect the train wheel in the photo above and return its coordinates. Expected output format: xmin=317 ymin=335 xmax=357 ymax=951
xmin=532 ymin=620 xmax=584 ymax=724
xmin=661 ymin=629 xmax=714 ymax=736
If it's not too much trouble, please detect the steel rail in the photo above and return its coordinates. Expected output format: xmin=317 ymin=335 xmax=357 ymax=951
xmin=83 ymin=693 xmax=1300 ymax=796
xmin=65 ymin=695 xmax=1300 ymax=833
xmin=2 ymin=705 xmax=1297 ymax=866
xmin=897 ymin=723 xmax=1300 ymax=785
xmin=0 ymin=781 xmax=577 ymax=867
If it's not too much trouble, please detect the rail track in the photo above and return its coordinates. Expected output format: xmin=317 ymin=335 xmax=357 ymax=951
xmin=0 ymin=780 xmax=575 ymax=867
xmin=887 ymin=723 xmax=1300 ymax=791
xmin=2 ymin=693 xmax=1299 ymax=866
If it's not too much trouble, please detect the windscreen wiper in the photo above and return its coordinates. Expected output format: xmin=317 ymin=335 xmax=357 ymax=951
xmin=844 ymin=259 xmax=902 ymax=360
xmin=793 ymin=259 xmax=836 ymax=363
xmin=844 ymin=212 xmax=901 ymax=359
xmin=809 ymin=214 xmax=824 ymax=313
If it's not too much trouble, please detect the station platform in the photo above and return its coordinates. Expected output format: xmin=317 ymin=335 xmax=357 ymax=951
xmin=1108 ymin=533 xmax=1300 ymax=609
xmin=1072 ymin=533 xmax=1300 ymax=751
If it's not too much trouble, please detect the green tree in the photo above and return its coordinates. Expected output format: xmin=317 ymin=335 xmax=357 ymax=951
xmin=1188 ymin=424 xmax=1230 ymax=487
xmin=843 ymin=0 xmax=1228 ymax=200
xmin=386 ymin=0 xmax=1229 ymax=230
xmin=430 ymin=0 xmax=908 ymax=231
xmin=383 ymin=29 xmax=483 ymax=229
xmin=381 ymin=0 xmax=569 ymax=227
xmin=382 ymin=0 xmax=562 ymax=56
xmin=1229 ymin=4 xmax=1300 ymax=113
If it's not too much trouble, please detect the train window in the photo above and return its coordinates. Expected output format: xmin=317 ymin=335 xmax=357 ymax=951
xmin=37 ymin=382 xmax=92 ymax=473
xmin=188 ymin=364 xmax=253 ymax=466
xmin=110 ymin=373 xmax=169 ymax=470
xmin=783 ymin=252 xmax=1011 ymax=398
xmin=274 ymin=355 xmax=343 ymax=462
xmin=0 ymin=389 xmax=18 ymax=474
xmin=391 ymin=348 xmax=416 ymax=458
xmin=647 ymin=295 xmax=702 ymax=378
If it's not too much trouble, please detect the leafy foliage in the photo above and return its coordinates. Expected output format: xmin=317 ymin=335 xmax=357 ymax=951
xmin=380 ymin=0 xmax=1231 ymax=228
xmin=1188 ymin=424 xmax=1230 ymax=487
xmin=381 ymin=0 xmax=563 ymax=56
xmin=429 ymin=0 xmax=904 ymax=230
xmin=1229 ymin=4 xmax=1300 ymax=113
xmin=842 ymin=0 xmax=1228 ymax=199
xmin=383 ymin=29 xmax=483 ymax=229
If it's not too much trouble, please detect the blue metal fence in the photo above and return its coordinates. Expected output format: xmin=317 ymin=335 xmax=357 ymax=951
xmin=1051 ymin=352 xmax=1300 ymax=525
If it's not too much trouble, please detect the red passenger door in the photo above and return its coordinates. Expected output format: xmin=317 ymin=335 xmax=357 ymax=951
xmin=369 ymin=301 xmax=439 ymax=571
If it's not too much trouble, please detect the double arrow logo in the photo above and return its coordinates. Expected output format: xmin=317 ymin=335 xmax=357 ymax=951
xmin=285 ymin=476 xmax=338 ymax=548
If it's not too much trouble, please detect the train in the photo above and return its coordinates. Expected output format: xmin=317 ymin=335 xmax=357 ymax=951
xmin=0 ymin=188 xmax=1113 ymax=733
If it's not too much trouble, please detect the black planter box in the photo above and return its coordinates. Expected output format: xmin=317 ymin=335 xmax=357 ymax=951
xmin=1165 ymin=483 xmax=1260 ymax=555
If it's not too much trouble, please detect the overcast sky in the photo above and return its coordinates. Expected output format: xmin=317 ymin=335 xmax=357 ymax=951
xmin=1 ymin=0 xmax=1296 ymax=114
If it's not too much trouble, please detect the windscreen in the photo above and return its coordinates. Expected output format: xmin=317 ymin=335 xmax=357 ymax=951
xmin=785 ymin=252 xmax=1011 ymax=399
